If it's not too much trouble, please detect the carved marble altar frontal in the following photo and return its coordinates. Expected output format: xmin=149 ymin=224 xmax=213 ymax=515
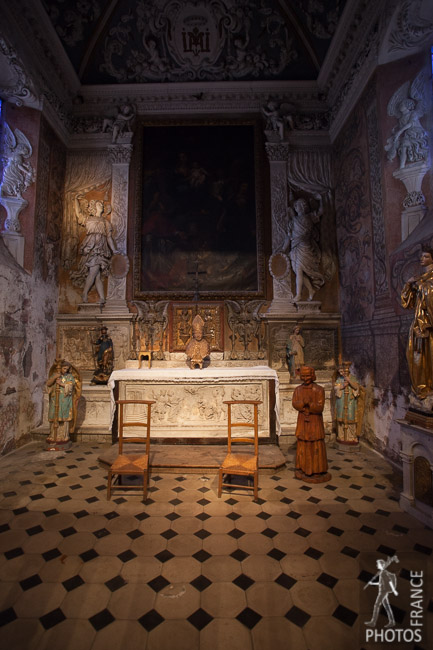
xmin=108 ymin=367 xmax=279 ymax=441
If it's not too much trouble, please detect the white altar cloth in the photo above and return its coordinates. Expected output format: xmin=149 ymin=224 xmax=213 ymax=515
xmin=108 ymin=366 xmax=280 ymax=436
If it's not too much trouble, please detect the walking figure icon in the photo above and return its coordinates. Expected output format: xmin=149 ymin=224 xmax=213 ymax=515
xmin=364 ymin=554 xmax=399 ymax=628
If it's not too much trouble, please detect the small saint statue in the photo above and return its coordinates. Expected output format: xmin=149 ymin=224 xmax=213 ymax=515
xmin=292 ymin=365 xmax=331 ymax=483
xmin=334 ymin=361 xmax=365 ymax=445
xmin=186 ymin=314 xmax=210 ymax=369
xmin=91 ymin=326 xmax=114 ymax=384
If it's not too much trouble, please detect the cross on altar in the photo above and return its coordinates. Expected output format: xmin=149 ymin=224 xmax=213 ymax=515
xmin=187 ymin=257 xmax=207 ymax=302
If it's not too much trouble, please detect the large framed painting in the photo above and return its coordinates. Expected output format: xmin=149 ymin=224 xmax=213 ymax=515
xmin=134 ymin=119 xmax=264 ymax=299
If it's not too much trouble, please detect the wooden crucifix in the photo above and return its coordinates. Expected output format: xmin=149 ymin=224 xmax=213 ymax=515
xmin=187 ymin=257 xmax=207 ymax=303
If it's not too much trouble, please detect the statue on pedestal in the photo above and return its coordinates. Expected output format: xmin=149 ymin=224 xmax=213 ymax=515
xmin=292 ymin=365 xmax=331 ymax=483
xmin=90 ymin=326 xmax=114 ymax=384
xmin=401 ymin=247 xmax=433 ymax=401
xmin=334 ymin=361 xmax=365 ymax=444
xmin=286 ymin=325 xmax=305 ymax=378
xmin=282 ymin=195 xmax=324 ymax=302
xmin=46 ymin=359 xmax=81 ymax=447
xmin=186 ymin=314 xmax=210 ymax=369
xmin=71 ymin=198 xmax=119 ymax=304
xmin=384 ymin=72 xmax=429 ymax=170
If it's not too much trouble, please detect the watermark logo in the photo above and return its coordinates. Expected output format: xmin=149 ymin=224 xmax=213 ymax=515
xmin=363 ymin=553 xmax=424 ymax=645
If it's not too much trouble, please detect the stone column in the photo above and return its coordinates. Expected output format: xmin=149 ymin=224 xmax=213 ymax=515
xmin=105 ymin=144 xmax=132 ymax=314
xmin=265 ymin=142 xmax=296 ymax=315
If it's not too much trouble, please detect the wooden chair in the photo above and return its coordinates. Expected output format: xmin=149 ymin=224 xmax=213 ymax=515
xmin=218 ymin=400 xmax=262 ymax=501
xmin=107 ymin=399 xmax=155 ymax=501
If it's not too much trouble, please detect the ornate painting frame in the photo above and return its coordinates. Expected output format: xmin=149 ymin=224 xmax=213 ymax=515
xmin=133 ymin=118 xmax=265 ymax=300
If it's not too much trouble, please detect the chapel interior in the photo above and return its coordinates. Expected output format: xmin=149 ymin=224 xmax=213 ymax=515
xmin=1 ymin=1 xmax=433 ymax=649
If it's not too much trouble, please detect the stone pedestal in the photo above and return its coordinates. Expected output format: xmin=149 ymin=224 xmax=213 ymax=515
xmin=1 ymin=230 xmax=24 ymax=266
xmin=398 ymin=417 xmax=433 ymax=528
xmin=393 ymin=161 xmax=430 ymax=241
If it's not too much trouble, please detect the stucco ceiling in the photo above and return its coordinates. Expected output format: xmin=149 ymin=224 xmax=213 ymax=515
xmin=39 ymin=0 xmax=347 ymax=84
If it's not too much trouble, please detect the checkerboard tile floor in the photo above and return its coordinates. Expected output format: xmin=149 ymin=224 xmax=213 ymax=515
xmin=0 ymin=441 xmax=432 ymax=650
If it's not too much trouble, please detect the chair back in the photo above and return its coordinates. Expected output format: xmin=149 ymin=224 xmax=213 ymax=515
xmin=223 ymin=400 xmax=262 ymax=455
xmin=116 ymin=399 xmax=156 ymax=456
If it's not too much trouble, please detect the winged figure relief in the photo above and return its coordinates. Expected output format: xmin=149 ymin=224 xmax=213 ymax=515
xmin=1 ymin=123 xmax=35 ymax=199
xmin=226 ymin=299 xmax=265 ymax=359
xmin=133 ymin=300 xmax=169 ymax=359
xmin=384 ymin=71 xmax=429 ymax=169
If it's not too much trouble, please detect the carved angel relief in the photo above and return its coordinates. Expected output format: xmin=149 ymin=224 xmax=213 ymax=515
xmin=0 ymin=123 xmax=35 ymax=199
xmin=133 ymin=300 xmax=169 ymax=360
xmin=384 ymin=71 xmax=429 ymax=169
xmin=226 ymin=299 xmax=265 ymax=360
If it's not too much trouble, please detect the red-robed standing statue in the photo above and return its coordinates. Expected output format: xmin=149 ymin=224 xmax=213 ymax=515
xmin=292 ymin=365 xmax=331 ymax=483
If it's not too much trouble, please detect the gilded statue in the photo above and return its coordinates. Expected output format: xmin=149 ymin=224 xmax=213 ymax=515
xmin=91 ymin=326 xmax=114 ymax=384
xmin=186 ymin=314 xmax=210 ymax=369
xmin=401 ymin=247 xmax=433 ymax=400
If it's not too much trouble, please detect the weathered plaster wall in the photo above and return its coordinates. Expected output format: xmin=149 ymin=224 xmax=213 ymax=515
xmin=0 ymin=110 xmax=65 ymax=454
xmin=333 ymin=50 xmax=433 ymax=463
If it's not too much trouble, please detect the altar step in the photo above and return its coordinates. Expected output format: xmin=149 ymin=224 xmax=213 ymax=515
xmin=98 ymin=444 xmax=287 ymax=474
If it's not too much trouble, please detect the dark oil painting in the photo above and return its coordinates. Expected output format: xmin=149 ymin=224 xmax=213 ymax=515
xmin=136 ymin=121 xmax=262 ymax=297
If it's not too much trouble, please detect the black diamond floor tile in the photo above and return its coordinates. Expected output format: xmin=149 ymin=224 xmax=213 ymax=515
xmin=268 ymin=548 xmax=286 ymax=561
xmin=42 ymin=548 xmax=62 ymax=562
xmin=346 ymin=510 xmax=361 ymax=518
xmin=80 ymin=549 xmax=99 ymax=562
xmin=44 ymin=509 xmax=59 ymax=517
xmin=294 ymin=527 xmax=311 ymax=537
xmin=154 ymin=550 xmax=175 ymax=564
xmin=93 ymin=528 xmax=110 ymax=539
xmin=5 ymin=547 xmax=24 ymax=560
xmin=62 ymin=575 xmax=85 ymax=591
xmin=196 ymin=512 xmax=211 ymax=521
xmin=60 ymin=526 xmax=77 ymax=538
xmin=226 ymin=512 xmax=241 ymax=521
xmin=332 ymin=604 xmax=358 ymax=627
xmin=165 ymin=512 xmax=180 ymax=521
xmin=192 ymin=549 xmax=211 ymax=563
xmin=135 ymin=512 xmax=150 ymax=521
xmin=305 ymin=547 xmax=323 ymax=560
xmin=288 ymin=511 xmax=301 ymax=520
xmin=275 ymin=573 xmax=296 ymax=590
xmin=0 ymin=607 xmax=17 ymax=627
xmin=285 ymin=605 xmax=310 ymax=628
xmin=117 ymin=549 xmax=137 ymax=563
xmin=261 ymin=527 xmax=278 ymax=538
xmin=105 ymin=575 xmax=127 ymax=592
xmin=190 ymin=575 xmax=212 ymax=592
xmin=256 ymin=511 xmax=271 ymax=520
xmin=376 ymin=544 xmax=396 ymax=556
xmin=327 ymin=526 xmax=344 ymax=537
xmin=127 ymin=529 xmax=144 ymax=539
xmin=228 ymin=528 xmax=245 ymax=539
xmin=160 ymin=529 xmax=178 ymax=540
xmin=89 ymin=608 xmax=115 ymax=631
xmin=414 ymin=543 xmax=432 ymax=555
xmin=104 ymin=511 xmax=120 ymax=520
xmin=231 ymin=549 xmax=249 ymax=562
xmin=20 ymin=574 xmax=42 ymax=591
xmin=236 ymin=607 xmax=262 ymax=629
xmin=317 ymin=572 xmax=338 ymax=589
xmin=341 ymin=546 xmax=360 ymax=558
xmin=148 ymin=576 xmax=171 ymax=593
xmin=194 ymin=529 xmax=211 ymax=540
xmin=26 ymin=525 xmax=44 ymax=536
xmin=360 ymin=525 xmax=376 ymax=535
xmin=40 ymin=608 xmax=66 ymax=630
xmin=233 ymin=573 xmax=254 ymax=590
xmin=188 ymin=608 xmax=213 ymax=630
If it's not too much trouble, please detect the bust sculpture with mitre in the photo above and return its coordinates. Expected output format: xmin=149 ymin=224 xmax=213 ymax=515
xmin=186 ymin=314 xmax=210 ymax=369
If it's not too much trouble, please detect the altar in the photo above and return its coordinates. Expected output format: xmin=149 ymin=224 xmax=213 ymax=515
xmin=108 ymin=366 xmax=280 ymax=443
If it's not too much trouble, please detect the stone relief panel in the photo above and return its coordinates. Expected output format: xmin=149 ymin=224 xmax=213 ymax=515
xmin=58 ymin=326 xmax=94 ymax=370
xmin=120 ymin=380 xmax=269 ymax=437
xmin=334 ymin=107 xmax=374 ymax=324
